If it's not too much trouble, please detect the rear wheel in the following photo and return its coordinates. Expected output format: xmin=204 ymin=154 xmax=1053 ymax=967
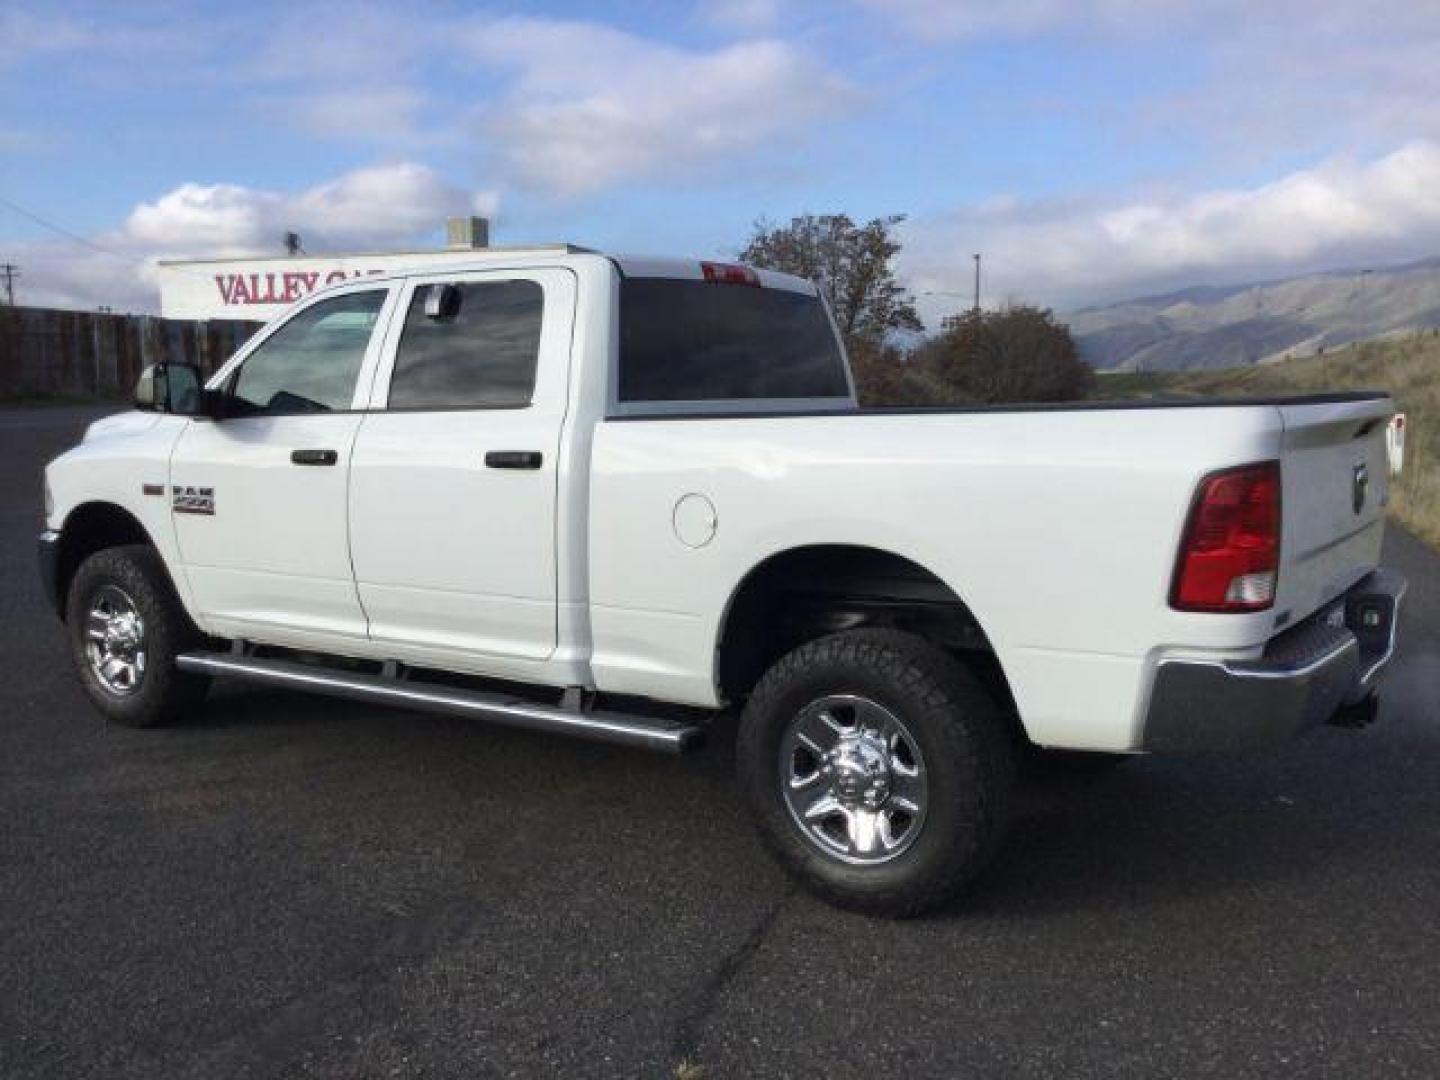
xmin=66 ymin=545 xmax=209 ymax=727
xmin=737 ymin=630 xmax=1014 ymax=917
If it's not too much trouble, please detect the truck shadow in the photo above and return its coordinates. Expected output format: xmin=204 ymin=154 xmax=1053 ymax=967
xmin=184 ymin=681 xmax=1439 ymax=925
xmin=951 ymin=722 xmax=1440 ymax=920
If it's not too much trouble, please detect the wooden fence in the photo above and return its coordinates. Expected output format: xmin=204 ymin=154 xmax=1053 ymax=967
xmin=0 ymin=306 xmax=262 ymax=399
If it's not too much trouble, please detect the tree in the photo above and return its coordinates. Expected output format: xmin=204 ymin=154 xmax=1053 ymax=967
xmin=739 ymin=214 xmax=922 ymax=346
xmin=847 ymin=336 xmax=914 ymax=406
xmin=914 ymin=304 xmax=1095 ymax=404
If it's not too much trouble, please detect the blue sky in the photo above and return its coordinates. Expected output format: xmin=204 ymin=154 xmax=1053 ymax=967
xmin=4 ymin=0 xmax=1440 ymax=322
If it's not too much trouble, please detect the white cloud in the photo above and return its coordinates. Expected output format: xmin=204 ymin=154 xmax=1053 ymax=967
xmin=852 ymin=0 xmax=1236 ymax=40
xmin=181 ymin=8 xmax=855 ymax=194
xmin=900 ymin=141 xmax=1440 ymax=317
xmin=286 ymin=89 xmax=430 ymax=142
xmin=463 ymin=17 xmax=856 ymax=194
xmin=0 ymin=7 xmax=101 ymax=68
xmin=0 ymin=3 xmax=212 ymax=71
xmin=696 ymin=0 xmax=784 ymax=34
xmin=16 ymin=163 xmax=499 ymax=312
xmin=123 ymin=163 xmax=492 ymax=252
xmin=855 ymin=0 xmax=1440 ymax=40
xmin=857 ymin=0 xmax=1440 ymax=160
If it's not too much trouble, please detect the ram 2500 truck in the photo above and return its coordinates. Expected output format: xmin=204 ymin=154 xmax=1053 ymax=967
xmin=39 ymin=247 xmax=1406 ymax=915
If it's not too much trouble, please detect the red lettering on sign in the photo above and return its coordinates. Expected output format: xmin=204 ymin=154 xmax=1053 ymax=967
xmin=212 ymin=266 xmax=384 ymax=306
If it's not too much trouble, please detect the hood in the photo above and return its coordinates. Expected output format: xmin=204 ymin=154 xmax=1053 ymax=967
xmin=84 ymin=410 xmax=162 ymax=442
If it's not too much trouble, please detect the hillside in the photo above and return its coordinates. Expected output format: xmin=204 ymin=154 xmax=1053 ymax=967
xmin=1100 ymin=332 xmax=1438 ymax=548
xmin=1070 ymin=257 xmax=1440 ymax=371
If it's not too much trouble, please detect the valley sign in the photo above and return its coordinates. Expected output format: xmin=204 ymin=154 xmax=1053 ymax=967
xmin=156 ymin=251 xmax=498 ymax=322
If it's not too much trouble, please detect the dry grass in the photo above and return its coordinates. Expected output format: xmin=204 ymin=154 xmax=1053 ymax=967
xmin=1099 ymin=331 xmax=1440 ymax=548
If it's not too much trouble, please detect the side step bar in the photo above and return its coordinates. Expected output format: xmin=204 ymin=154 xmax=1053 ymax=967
xmin=175 ymin=651 xmax=705 ymax=755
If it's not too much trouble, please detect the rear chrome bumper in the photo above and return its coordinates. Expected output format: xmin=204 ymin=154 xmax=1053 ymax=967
xmin=1142 ymin=568 xmax=1406 ymax=752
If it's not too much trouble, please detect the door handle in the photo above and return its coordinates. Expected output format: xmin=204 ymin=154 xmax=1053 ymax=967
xmin=485 ymin=451 xmax=543 ymax=470
xmin=291 ymin=449 xmax=338 ymax=466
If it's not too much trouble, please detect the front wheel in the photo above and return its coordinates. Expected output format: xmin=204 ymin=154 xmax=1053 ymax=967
xmin=737 ymin=630 xmax=1014 ymax=917
xmin=66 ymin=544 xmax=210 ymax=727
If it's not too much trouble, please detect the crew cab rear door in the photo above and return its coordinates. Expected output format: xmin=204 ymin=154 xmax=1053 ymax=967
xmin=347 ymin=267 xmax=576 ymax=666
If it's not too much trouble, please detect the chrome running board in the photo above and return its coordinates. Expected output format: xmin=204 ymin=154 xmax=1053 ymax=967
xmin=175 ymin=651 xmax=704 ymax=755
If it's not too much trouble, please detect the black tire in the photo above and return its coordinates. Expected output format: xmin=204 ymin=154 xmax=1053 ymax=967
xmin=66 ymin=544 xmax=209 ymax=727
xmin=737 ymin=629 xmax=1014 ymax=917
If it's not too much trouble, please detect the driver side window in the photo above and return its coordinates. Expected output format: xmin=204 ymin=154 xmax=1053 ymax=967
xmin=229 ymin=290 xmax=386 ymax=416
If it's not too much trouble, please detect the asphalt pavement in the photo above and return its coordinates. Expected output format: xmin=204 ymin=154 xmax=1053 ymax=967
xmin=1 ymin=406 xmax=1437 ymax=1079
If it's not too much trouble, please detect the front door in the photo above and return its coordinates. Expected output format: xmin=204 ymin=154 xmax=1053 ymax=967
xmin=347 ymin=268 xmax=575 ymax=666
xmin=170 ymin=286 xmax=394 ymax=646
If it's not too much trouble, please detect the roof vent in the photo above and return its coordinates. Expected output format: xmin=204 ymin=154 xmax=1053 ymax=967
xmin=446 ymin=216 xmax=490 ymax=250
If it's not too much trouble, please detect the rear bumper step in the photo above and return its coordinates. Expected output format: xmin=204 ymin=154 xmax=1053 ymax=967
xmin=175 ymin=651 xmax=704 ymax=755
xmin=1141 ymin=567 xmax=1406 ymax=752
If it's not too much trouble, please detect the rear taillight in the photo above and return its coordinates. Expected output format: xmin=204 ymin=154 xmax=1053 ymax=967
xmin=1170 ymin=461 xmax=1281 ymax=613
xmin=700 ymin=261 xmax=760 ymax=286
xmin=1387 ymin=413 xmax=1406 ymax=476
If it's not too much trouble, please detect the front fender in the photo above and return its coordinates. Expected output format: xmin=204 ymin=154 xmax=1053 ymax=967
xmin=45 ymin=414 xmax=197 ymax=621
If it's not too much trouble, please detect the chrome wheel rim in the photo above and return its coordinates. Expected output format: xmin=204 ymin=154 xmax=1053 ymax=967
xmin=84 ymin=585 xmax=147 ymax=697
xmin=779 ymin=694 xmax=927 ymax=865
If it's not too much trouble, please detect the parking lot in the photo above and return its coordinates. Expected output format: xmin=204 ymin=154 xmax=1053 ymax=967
xmin=2 ymin=405 xmax=1437 ymax=1078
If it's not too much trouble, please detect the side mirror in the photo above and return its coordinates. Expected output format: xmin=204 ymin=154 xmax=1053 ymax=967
xmin=134 ymin=362 xmax=208 ymax=416
xmin=424 ymin=283 xmax=462 ymax=322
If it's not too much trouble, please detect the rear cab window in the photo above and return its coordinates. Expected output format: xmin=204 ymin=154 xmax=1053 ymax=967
xmin=615 ymin=270 xmax=853 ymax=415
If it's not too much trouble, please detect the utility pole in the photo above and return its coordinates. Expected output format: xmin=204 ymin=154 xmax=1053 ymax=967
xmin=972 ymin=253 xmax=981 ymax=313
xmin=0 ymin=262 xmax=17 ymax=306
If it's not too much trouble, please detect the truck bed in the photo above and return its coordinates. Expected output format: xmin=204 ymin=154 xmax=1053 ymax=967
xmin=605 ymin=389 xmax=1390 ymax=421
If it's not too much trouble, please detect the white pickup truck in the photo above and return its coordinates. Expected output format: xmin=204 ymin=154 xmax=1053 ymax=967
xmin=40 ymin=247 xmax=1406 ymax=915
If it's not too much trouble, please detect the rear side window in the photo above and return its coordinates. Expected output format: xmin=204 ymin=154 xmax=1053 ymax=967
xmin=388 ymin=280 xmax=543 ymax=410
xmin=618 ymin=279 xmax=849 ymax=404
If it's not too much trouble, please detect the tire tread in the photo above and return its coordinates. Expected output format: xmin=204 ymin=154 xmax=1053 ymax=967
xmin=66 ymin=544 xmax=208 ymax=727
xmin=737 ymin=629 xmax=1013 ymax=917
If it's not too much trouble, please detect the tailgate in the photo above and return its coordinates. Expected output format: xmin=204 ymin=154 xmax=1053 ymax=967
xmin=1274 ymin=396 xmax=1395 ymax=624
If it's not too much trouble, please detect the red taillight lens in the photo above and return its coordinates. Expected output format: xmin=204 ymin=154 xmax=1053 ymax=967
xmin=1170 ymin=461 xmax=1281 ymax=612
xmin=700 ymin=261 xmax=760 ymax=286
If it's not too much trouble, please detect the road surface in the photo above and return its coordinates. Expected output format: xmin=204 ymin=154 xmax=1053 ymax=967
xmin=2 ymin=406 xmax=1436 ymax=1078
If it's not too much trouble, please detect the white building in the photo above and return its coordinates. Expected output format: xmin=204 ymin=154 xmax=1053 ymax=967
xmin=156 ymin=217 xmax=499 ymax=322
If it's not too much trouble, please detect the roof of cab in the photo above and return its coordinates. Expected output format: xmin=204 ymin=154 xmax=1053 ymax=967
xmin=342 ymin=248 xmax=819 ymax=297
xmin=610 ymin=255 xmax=818 ymax=295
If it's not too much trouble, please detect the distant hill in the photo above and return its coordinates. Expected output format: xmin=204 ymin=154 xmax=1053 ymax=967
xmin=1069 ymin=256 xmax=1440 ymax=370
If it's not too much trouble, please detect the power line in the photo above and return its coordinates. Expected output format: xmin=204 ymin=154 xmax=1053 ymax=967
xmin=0 ymin=262 xmax=16 ymax=305
xmin=0 ymin=193 xmax=231 ymax=286
xmin=0 ymin=193 xmax=140 ymax=264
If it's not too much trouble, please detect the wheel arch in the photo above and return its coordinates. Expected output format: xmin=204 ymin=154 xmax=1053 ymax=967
xmin=713 ymin=543 xmax=1016 ymax=717
xmin=54 ymin=501 xmax=159 ymax=620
